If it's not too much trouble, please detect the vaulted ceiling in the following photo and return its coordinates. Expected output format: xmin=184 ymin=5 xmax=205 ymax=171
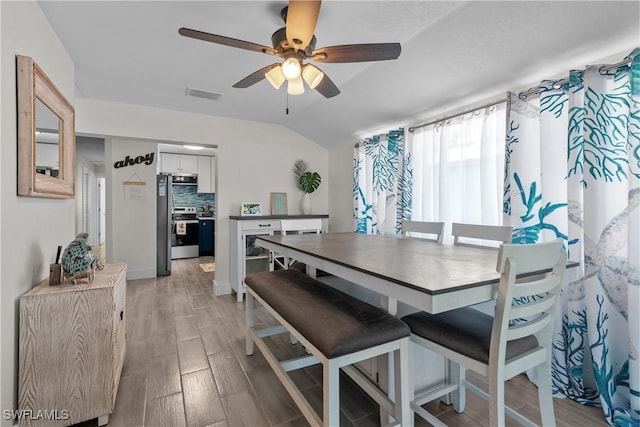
xmin=40 ymin=1 xmax=639 ymax=149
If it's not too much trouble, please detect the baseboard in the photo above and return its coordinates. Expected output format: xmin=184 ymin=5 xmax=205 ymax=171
xmin=214 ymin=279 xmax=231 ymax=296
xmin=126 ymin=268 xmax=156 ymax=280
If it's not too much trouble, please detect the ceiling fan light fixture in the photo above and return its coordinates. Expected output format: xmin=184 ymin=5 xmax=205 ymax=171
xmin=287 ymin=76 xmax=305 ymax=95
xmin=302 ymin=64 xmax=324 ymax=89
xmin=281 ymin=57 xmax=301 ymax=80
xmin=265 ymin=66 xmax=285 ymax=89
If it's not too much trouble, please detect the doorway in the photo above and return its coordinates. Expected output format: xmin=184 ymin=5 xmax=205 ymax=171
xmin=76 ymin=136 xmax=106 ymax=263
xmin=97 ymin=177 xmax=106 ymax=263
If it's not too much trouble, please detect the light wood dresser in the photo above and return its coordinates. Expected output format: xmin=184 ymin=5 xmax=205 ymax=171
xmin=18 ymin=263 xmax=127 ymax=427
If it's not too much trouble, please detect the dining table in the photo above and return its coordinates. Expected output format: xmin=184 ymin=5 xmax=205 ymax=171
xmin=256 ymin=231 xmax=506 ymax=315
xmin=256 ymin=231 xmax=575 ymax=426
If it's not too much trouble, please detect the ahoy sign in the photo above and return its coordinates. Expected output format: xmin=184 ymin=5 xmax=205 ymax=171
xmin=114 ymin=152 xmax=155 ymax=169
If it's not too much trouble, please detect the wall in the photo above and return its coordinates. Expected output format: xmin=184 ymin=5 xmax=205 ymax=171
xmin=76 ymin=98 xmax=328 ymax=294
xmin=0 ymin=1 xmax=76 ymax=423
xmin=105 ymin=138 xmax=159 ymax=279
xmin=328 ymin=144 xmax=356 ymax=232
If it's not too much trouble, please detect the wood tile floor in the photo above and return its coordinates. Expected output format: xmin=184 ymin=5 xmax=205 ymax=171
xmin=74 ymin=257 xmax=608 ymax=427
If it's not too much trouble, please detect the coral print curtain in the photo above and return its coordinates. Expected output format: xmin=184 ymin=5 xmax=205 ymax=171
xmin=505 ymin=49 xmax=639 ymax=425
xmin=353 ymin=129 xmax=411 ymax=235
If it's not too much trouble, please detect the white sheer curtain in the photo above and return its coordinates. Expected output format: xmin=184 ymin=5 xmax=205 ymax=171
xmin=407 ymin=103 xmax=506 ymax=239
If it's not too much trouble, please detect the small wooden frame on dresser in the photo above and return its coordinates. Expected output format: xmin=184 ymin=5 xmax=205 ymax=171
xmin=18 ymin=263 xmax=127 ymax=427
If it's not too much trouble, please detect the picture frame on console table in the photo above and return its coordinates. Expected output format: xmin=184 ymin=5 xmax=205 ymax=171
xmin=270 ymin=192 xmax=287 ymax=215
xmin=241 ymin=202 xmax=262 ymax=216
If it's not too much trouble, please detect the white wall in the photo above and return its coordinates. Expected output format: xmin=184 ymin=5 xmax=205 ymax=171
xmin=105 ymin=138 xmax=159 ymax=279
xmin=1 ymin=2 xmax=76 ymax=423
xmin=75 ymin=99 xmax=328 ymax=293
xmin=328 ymin=144 xmax=356 ymax=232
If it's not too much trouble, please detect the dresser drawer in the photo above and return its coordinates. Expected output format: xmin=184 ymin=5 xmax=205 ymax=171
xmin=242 ymin=220 xmax=280 ymax=231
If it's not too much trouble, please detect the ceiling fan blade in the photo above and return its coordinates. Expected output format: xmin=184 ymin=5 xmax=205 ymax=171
xmin=179 ymin=27 xmax=279 ymax=56
xmin=285 ymin=0 xmax=321 ymax=51
xmin=314 ymin=72 xmax=340 ymax=98
xmin=311 ymin=43 xmax=401 ymax=63
xmin=232 ymin=63 xmax=280 ymax=88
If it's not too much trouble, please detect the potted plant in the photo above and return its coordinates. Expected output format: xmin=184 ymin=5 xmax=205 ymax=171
xmin=293 ymin=159 xmax=321 ymax=214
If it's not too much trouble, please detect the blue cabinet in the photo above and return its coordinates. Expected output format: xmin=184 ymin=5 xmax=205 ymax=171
xmin=199 ymin=220 xmax=214 ymax=256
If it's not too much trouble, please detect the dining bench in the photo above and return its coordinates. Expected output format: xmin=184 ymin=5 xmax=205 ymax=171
xmin=244 ymin=269 xmax=411 ymax=427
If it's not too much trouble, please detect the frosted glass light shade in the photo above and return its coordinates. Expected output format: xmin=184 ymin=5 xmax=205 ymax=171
xmin=282 ymin=58 xmax=302 ymax=80
xmin=287 ymin=76 xmax=305 ymax=95
xmin=265 ymin=66 xmax=285 ymax=89
xmin=302 ymin=64 xmax=324 ymax=89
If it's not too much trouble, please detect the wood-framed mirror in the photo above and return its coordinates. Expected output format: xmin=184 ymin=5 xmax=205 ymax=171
xmin=17 ymin=55 xmax=75 ymax=198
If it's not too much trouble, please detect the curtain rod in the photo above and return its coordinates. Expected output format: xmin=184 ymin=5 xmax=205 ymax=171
xmin=519 ymin=55 xmax=633 ymax=100
xmin=407 ymin=98 xmax=506 ymax=133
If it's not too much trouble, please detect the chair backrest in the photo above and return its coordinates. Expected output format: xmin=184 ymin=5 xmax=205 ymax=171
xmin=491 ymin=239 xmax=566 ymax=377
xmin=402 ymin=220 xmax=445 ymax=243
xmin=452 ymin=222 xmax=512 ymax=248
xmin=280 ymin=218 xmax=323 ymax=235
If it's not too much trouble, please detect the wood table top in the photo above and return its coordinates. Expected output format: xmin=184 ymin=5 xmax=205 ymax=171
xmin=258 ymin=232 xmax=502 ymax=295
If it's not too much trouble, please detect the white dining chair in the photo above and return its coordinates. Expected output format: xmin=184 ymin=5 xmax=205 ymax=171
xmin=401 ymin=220 xmax=445 ymax=243
xmin=273 ymin=218 xmax=323 ymax=273
xmin=402 ymin=239 xmax=567 ymax=427
xmin=452 ymin=222 xmax=513 ymax=248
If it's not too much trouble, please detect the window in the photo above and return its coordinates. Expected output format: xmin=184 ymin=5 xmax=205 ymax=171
xmin=407 ymin=102 xmax=506 ymax=236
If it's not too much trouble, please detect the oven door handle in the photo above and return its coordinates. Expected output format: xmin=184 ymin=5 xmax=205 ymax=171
xmin=177 ymin=220 xmax=200 ymax=224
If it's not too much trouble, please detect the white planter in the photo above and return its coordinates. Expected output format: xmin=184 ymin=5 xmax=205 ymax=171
xmin=301 ymin=193 xmax=312 ymax=215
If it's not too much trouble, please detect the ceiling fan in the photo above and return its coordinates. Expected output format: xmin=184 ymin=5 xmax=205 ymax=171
xmin=178 ymin=0 xmax=401 ymax=98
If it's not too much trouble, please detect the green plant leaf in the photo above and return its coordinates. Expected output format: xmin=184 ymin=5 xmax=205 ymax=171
xmin=293 ymin=159 xmax=309 ymax=191
xmin=299 ymin=171 xmax=321 ymax=193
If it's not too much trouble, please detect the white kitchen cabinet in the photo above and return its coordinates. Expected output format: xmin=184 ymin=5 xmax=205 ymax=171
xmin=196 ymin=155 xmax=216 ymax=193
xmin=180 ymin=155 xmax=198 ymax=175
xmin=160 ymin=153 xmax=180 ymax=174
xmin=160 ymin=153 xmax=198 ymax=175
xmin=229 ymin=216 xmax=328 ymax=302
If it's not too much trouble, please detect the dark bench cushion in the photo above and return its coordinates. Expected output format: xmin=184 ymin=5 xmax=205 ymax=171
xmin=245 ymin=270 xmax=409 ymax=359
xmin=402 ymin=308 xmax=538 ymax=364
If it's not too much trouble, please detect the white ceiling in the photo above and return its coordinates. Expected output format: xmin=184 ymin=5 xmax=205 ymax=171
xmin=39 ymin=1 xmax=639 ymax=149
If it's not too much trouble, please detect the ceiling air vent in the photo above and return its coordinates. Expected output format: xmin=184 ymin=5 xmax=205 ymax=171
xmin=185 ymin=87 xmax=222 ymax=101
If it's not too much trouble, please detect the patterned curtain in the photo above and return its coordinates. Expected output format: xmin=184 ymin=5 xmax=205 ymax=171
xmin=505 ymin=48 xmax=639 ymax=425
xmin=353 ymin=129 xmax=412 ymax=235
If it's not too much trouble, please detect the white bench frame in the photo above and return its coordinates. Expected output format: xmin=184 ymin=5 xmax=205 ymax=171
xmin=246 ymin=286 xmax=410 ymax=427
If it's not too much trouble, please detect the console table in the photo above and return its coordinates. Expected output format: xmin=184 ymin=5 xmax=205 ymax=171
xmin=18 ymin=263 xmax=127 ymax=426
xmin=229 ymin=215 xmax=328 ymax=301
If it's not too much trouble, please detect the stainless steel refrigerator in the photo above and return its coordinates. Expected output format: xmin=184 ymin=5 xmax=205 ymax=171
xmin=157 ymin=174 xmax=172 ymax=276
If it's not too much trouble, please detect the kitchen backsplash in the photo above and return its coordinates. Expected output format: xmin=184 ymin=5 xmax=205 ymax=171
xmin=173 ymin=185 xmax=215 ymax=216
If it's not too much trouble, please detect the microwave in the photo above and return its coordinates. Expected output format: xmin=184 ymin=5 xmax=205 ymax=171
xmin=172 ymin=174 xmax=198 ymax=185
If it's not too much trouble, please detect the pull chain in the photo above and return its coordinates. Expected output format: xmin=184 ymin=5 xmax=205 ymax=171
xmin=286 ymin=91 xmax=289 ymax=115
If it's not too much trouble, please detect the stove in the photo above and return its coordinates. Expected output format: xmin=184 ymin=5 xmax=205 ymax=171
xmin=172 ymin=206 xmax=197 ymax=220
xmin=172 ymin=207 xmax=199 ymax=259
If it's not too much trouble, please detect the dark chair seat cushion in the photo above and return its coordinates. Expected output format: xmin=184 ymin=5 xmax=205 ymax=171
xmin=401 ymin=307 xmax=538 ymax=364
xmin=245 ymin=270 xmax=409 ymax=359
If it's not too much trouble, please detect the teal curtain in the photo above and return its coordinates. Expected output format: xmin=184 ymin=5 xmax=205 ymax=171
xmin=353 ymin=129 xmax=412 ymax=235
xmin=505 ymin=49 xmax=639 ymax=425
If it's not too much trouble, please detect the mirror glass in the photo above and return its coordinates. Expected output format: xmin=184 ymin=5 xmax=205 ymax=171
xmin=35 ymin=98 xmax=61 ymax=177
